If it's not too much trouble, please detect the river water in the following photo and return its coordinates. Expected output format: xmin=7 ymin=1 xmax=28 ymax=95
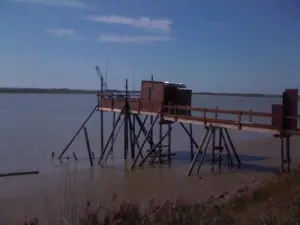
xmin=0 ymin=93 xmax=291 ymax=173
xmin=0 ymin=93 xmax=299 ymax=223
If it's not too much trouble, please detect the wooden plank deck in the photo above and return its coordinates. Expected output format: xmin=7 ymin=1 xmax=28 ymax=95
xmin=98 ymin=106 xmax=279 ymax=134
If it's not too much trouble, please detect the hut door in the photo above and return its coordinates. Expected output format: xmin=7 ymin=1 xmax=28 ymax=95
xmin=148 ymin=87 xmax=155 ymax=102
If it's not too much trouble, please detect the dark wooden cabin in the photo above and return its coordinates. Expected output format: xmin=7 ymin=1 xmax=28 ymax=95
xmin=140 ymin=80 xmax=192 ymax=115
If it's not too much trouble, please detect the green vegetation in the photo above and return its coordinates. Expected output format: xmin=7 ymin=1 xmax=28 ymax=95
xmin=23 ymin=169 xmax=300 ymax=225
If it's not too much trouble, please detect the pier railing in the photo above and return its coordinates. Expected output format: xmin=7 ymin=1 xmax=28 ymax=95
xmin=98 ymin=92 xmax=300 ymax=134
xmin=163 ymin=105 xmax=278 ymax=131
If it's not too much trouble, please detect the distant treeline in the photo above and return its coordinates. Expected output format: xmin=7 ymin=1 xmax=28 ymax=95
xmin=193 ymin=92 xmax=281 ymax=98
xmin=0 ymin=87 xmax=138 ymax=94
xmin=0 ymin=87 xmax=296 ymax=99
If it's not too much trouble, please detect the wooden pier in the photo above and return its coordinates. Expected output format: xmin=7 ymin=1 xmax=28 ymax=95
xmin=58 ymin=72 xmax=299 ymax=176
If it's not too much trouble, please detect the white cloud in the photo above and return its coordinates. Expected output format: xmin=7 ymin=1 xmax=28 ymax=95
xmin=98 ymin=34 xmax=171 ymax=44
xmin=85 ymin=15 xmax=172 ymax=33
xmin=11 ymin=0 xmax=90 ymax=10
xmin=46 ymin=28 xmax=83 ymax=40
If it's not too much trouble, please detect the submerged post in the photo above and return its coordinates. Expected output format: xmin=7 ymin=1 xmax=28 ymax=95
xmin=84 ymin=127 xmax=94 ymax=166
xmin=131 ymin=114 xmax=136 ymax=159
xmin=59 ymin=104 xmax=98 ymax=159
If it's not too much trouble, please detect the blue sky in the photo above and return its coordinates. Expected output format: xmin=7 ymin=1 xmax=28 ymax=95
xmin=0 ymin=0 xmax=299 ymax=93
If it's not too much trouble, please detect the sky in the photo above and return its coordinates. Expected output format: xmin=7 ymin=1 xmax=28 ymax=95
xmin=0 ymin=0 xmax=300 ymax=94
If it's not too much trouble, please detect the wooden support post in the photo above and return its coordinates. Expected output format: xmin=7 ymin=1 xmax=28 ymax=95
xmin=224 ymin=128 xmax=241 ymax=166
xmin=150 ymin=115 xmax=154 ymax=149
xmin=100 ymin=76 xmax=104 ymax=155
xmin=98 ymin=104 xmax=126 ymax=164
xmin=59 ymin=104 xmax=98 ymax=159
xmin=158 ymin=122 xmax=163 ymax=164
xmin=124 ymin=79 xmax=129 ymax=159
xmin=280 ymin=136 xmax=284 ymax=172
xmin=187 ymin=126 xmax=241 ymax=176
xmin=179 ymin=122 xmax=199 ymax=161
xmin=187 ymin=128 xmax=208 ymax=176
xmin=196 ymin=128 xmax=214 ymax=173
xmin=218 ymin=127 xmax=223 ymax=169
xmin=168 ymin=123 xmax=172 ymax=163
xmin=150 ymin=75 xmax=154 ymax=151
xmin=72 ymin=152 xmax=78 ymax=161
xmin=104 ymin=116 xmax=125 ymax=162
xmin=84 ymin=127 xmax=94 ymax=166
xmin=130 ymin=114 xmax=136 ymax=159
xmin=211 ymin=127 xmax=216 ymax=165
xmin=111 ymin=111 xmax=116 ymax=155
xmin=127 ymin=113 xmax=145 ymax=161
xmin=131 ymin=109 xmax=161 ymax=169
xmin=135 ymin=115 xmax=155 ymax=148
xmin=189 ymin=123 xmax=194 ymax=161
xmin=138 ymin=126 xmax=172 ymax=167
xmin=220 ymin=128 xmax=233 ymax=167
xmin=277 ymin=134 xmax=292 ymax=173
xmin=286 ymin=136 xmax=291 ymax=173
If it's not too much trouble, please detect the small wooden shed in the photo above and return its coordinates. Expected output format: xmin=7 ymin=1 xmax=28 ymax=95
xmin=140 ymin=80 xmax=192 ymax=115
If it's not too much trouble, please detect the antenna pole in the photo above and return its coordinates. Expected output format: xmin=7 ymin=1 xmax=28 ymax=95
xmin=100 ymin=70 xmax=104 ymax=154
xmin=105 ymin=60 xmax=108 ymax=87
xmin=133 ymin=70 xmax=135 ymax=92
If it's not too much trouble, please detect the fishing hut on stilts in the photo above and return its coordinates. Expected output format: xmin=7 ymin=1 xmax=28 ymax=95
xmin=58 ymin=66 xmax=300 ymax=176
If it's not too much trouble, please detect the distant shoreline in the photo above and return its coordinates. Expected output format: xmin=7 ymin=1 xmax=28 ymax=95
xmin=0 ymin=87 xmax=290 ymax=98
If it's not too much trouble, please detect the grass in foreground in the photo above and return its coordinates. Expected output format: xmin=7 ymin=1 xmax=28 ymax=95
xmin=24 ymin=169 xmax=300 ymax=225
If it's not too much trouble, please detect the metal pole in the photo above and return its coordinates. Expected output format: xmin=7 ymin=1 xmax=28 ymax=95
xmin=150 ymin=74 xmax=154 ymax=150
xmin=100 ymin=76 xmax=104 ymax=155
xmin=124 ymin=78 xmax=129 ymax=159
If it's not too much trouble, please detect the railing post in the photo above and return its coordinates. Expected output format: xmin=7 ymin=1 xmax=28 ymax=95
xmin=238 ymin=111 xmax=242 ymax=130
xmin=215 ymin=107 xmax=218 ymax=119
xmin=249 ymin=110 xmax=253 ymax=123
xmin=203 ymin=108 xmax=207 ymax=125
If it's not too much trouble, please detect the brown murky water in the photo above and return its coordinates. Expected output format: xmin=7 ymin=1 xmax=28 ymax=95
xmin=0 ymin=94 xmax=299 ymax=223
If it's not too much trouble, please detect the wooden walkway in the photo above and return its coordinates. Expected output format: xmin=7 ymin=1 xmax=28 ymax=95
xmin=99 ymin=105 xmax=300 ymax=135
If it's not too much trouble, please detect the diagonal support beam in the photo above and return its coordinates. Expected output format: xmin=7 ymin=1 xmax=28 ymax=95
xmin=180 ymin=122 xmax=199 ymax=149
xmin=131 ymin=109 xmax=162 ymax=169
xmin=59 ymin=104 xmax=98 ymax=159
xmin=138 ymin=127 xmax=172 ymax=167
xmin=224 ymin=128 xmax=241 ymax=166
xmin=104 ymin=116 xmax=125 ymax=162
xmin=135 ymin=115 xmax=155 ymax=147
xmin=187 ymin=126 xmax=241 ymax=176
xmin=187 ymin=127 xmax=210 ymax=176
xmin=98 ymin=104 xmax=126 ymax=164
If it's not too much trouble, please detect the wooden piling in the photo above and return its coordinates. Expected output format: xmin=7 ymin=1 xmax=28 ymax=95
xmin=84 ymin=127 xmax=93 ymax=166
